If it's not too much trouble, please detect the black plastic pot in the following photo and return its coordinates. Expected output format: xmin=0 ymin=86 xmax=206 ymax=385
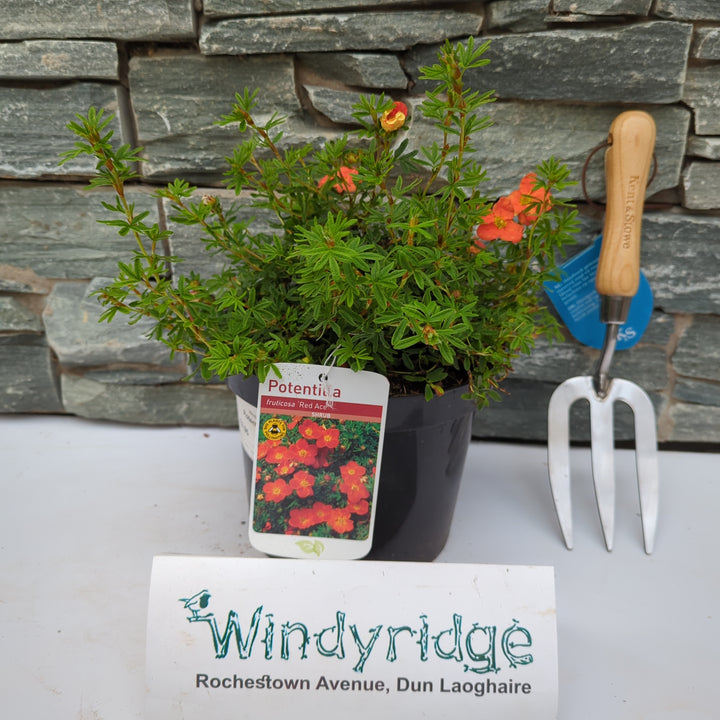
xmin=227 ymin=375 xmax=475 ymax=561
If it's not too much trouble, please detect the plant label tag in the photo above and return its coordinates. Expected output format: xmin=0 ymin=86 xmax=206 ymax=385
xmin=249 ymin=363 xmax=389 ymax=560
xmin=544 ymin=234 xmax=653 ymax=349
xmin=146 ymin=555 xmax=558 ymax=720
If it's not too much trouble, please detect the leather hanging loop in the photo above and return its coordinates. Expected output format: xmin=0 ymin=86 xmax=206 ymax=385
xmin=581 ymin=138 xmax=658 ymax=210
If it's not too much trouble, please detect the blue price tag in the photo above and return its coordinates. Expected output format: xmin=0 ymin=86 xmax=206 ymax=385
xmin=544 ymin=235 xmax=653 ymax=350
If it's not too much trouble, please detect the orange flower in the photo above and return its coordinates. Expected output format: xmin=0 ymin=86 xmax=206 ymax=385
xmin=311 ymin=502 xmax=334 ymax=523
xmin=347 ymin=499 xmax=369 ymax=515
xmin=317 ymin=426 xmax=340 ymax=449
xmin=298 ymin=419 xmax=322 ymax=440
xmin=476 ymin=196 xmax=524 ymax=245
xmin=381 ymin=101 xmax=408 ymax=132
xmin=289 ymin=469 xmax=315 ymax=498
xmin=340 ymin=478 xmax=370 ymax=504
xmin=340 ymin=460 xmax=366 ymax=482
xmin=265 ymin=445 xmax=289 ymax=465
xmin=510 ymin=172 xmax=552 ymax=225
xmin=318 ymin=165 xmax=358 ymax=193
xmin=262 ymin=478 xmax=292 ymax=503
xmin=288 ymin=507 xmax=320 ymax=529
xmin=289 ymin=438 xmax=317 ymax=465
xmin=257 ymin=438 xmax=280 ymax=460
xmin=275 ymin=459 xmax=297 ymax=476
xmin=328 ymin=508 xmax=354 ymax=534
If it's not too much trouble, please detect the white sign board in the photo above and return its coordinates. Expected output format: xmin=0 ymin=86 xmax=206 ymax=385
xmin=146 ymin=556 xmax=558 ymax=720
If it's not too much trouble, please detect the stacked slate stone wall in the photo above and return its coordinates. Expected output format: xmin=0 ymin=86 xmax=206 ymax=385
xmin=1 ymin=0 xmax=720 ymax=444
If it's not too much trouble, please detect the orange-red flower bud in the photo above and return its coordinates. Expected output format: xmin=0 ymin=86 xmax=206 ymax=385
xmin=380 ymin=101 xmax=408 ymax=132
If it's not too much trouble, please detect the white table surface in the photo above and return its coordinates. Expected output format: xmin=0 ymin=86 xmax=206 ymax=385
xmin=1 ymin=414 xmax=718 ymax=719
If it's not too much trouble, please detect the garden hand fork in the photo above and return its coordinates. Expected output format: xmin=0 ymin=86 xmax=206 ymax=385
xmin=547 ymin=110 xmax=659 ymax=554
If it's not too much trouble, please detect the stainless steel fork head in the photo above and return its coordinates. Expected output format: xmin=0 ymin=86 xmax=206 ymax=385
xmin=547 ymin=375 xmax=659 ymax=553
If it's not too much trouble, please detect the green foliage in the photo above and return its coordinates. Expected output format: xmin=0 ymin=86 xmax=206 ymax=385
xmin=61 ymin=37 xmax=577 ymax=406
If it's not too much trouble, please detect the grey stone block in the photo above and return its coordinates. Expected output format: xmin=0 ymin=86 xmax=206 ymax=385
xmin=672 ymin=315 xmax=720 ymax=383
xmin=304 ymin=86 xmax=364 ymax=125
xmin=482 ymin=22 xmax=690 ymax=103
xmin=0 ymin=186 xmax=157 ymax=280
xmin=405 ymin=101 xmax=689 ymax=199
xmin=683 ymin=66 xmax=720 ymax=135
xmin=0 ymin=0 xmax=195 ymax=41
xmin=0 ymin=279 xmax=36 ymax=293
xmin=128 ymin=53 xmax=304 ymax=181
xmin=407 ymin=22 xmax=691 ymax=103
xmin=0 ymin=83 xmax=126 ymax=179
xmin=199 ymin=11 xmax=483 ymax=55
xmin=472 ymin=378 xmax=554 ymax=442
xmin=673 ymin=378 xmax=720 ymax=407
xmin=641 ymin=212 xmax=720 ymax=314
xmin=568 ymin=213 xmax=605 ymax=246
xmin=507 ymin=336 xmax=596 ymax=384
xmin=682 ymin=161 xmax=720 ymax=210
xmin=640 ymin=312 xmax=676 ymax=347
xmin=204 ymin=0 xmax=478 ymax=16
xmin=0 ymin=297 xmax=43 ymax=332
xmin=512 ymin=336 xmax=668 ymax=391
xmin=486 ymin=1 xmax=551 ymax=32
xmin=42 ymin=280 xmax=179 ymax=368
xmin=667 ymin=402 xmax=720 ymax=444
xmin=61 ymin=374 xmax=238 ymax=426
xmin=299 ymin=53 xmax=407 ymax=89
xmin=553 ymin=0 xmax=652 ymax=14
xmin=0 ymin=334 xmax=63 ymax=413
xmin=610 ymin=345 xmax=668 ymax=392
xmin=0 ymin=266 xmax=53 ymax=294
xmin=84 ymin=368 xmax=188 ymax=385
xmin=0 ymin=40 xmax=118 ymax=79
xmin=686 ymin=136 xmax=720 ymax=160
xmin=691 ymin=27 xmax=720 ymax=59
xmin=654 ymin=0 xmax=720 ymax=21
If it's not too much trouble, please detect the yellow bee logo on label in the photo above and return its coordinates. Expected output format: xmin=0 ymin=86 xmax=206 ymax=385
xmin=262 ymin=417 xmax=287 ymax=441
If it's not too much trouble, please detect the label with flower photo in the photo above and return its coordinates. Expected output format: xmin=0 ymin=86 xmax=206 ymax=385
xmin=249 ymin=363 xmax=389 ymax=560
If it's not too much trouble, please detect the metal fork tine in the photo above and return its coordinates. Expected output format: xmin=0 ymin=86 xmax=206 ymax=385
xmin=616 ymin=379 xmax=659 ymax=554
xmin=589 ymin=394 xmax=616 ymax=551
xmin=547 ymin=379 xmax=579 ymax=550
xmin=636 ymin=446 xmax=659 ymax=554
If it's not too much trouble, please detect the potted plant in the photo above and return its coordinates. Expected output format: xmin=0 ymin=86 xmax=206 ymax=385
xmin=62 ymin=38 xmax=577 ymax=560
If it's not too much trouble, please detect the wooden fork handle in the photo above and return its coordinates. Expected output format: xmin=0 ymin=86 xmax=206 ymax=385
xmin=595 ymin=110 xmax=656 ymax=301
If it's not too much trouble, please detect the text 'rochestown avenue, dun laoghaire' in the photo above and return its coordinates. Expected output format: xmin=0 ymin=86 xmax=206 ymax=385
xmin=194 ymin=673 xmax=533 ymax=698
